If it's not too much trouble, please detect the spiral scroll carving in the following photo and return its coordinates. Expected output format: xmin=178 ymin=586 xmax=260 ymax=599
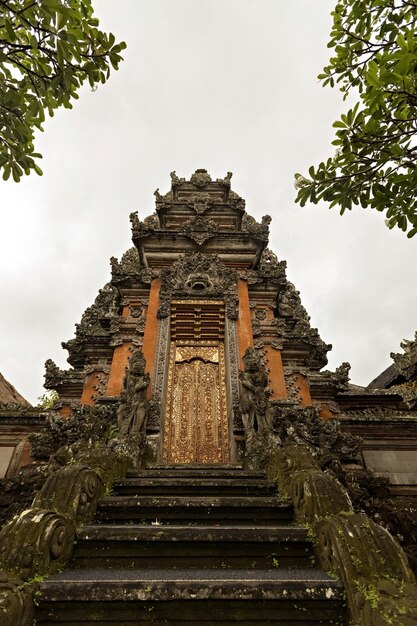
xmin=0 ymin=509 xmax=75 ymax=580
xmin=33 ymin=465 xmax=102 ymax=524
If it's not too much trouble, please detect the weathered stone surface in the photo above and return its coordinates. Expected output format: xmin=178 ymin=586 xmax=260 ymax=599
xmin=117 ymin=348 xmax=150 ymax=440
xmin=29 ymin=403 xmax=116 ymax=460
xmin=266 ymin=443 xmax=321 ymax=489
xmin=157 ymin=252 xmax=238 ymax=320
xmin=0 ymin=464 xmax=49 ymax=529
xmin=290 ymin=470 xmax=352 ymax=522
xmin=265 ymin=445 xmax=352 ymax=522
xmin=75 ymin=445 xmax=130 ymax=493
xmin=238 ymin=347 xmax=273 ymax=449
xmin=0 ymin=571 xmax=33 ymax=626
xmin=316 ymin=513 xmax=417 ymax=625
xmin=0 ymin=509 xmax=75 ymax=580
xmin=33 ymin=465 xmax=102 ymax=524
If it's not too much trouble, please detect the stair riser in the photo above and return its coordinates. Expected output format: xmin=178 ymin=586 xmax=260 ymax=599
xmin=97 ymin=506 xmax=293 ymax=524
xmin=74 ymin=540 xmax=314 ymax=569
xmin=113 ymin=486 xmax=275 ymax=496
xmin=126 ymin=470 xmax=265 ymax=479
xmin=37 ymin=599 xmax=346 ymax=624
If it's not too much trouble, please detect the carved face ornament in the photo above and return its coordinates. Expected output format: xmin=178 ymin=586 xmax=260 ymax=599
xmin=184 ymin=271 xmax=214 ymax=295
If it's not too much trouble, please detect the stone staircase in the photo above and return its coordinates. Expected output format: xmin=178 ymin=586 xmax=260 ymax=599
xmin=36 ymin=465 xmax=347 ymax=625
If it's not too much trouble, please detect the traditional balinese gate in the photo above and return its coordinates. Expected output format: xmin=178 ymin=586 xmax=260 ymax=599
xmin=162 ymin=300 xmax=229 ymax=463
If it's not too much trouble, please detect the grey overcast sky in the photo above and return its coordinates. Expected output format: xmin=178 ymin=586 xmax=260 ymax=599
xmin=1 ymin=1 xmax=416 ymax=405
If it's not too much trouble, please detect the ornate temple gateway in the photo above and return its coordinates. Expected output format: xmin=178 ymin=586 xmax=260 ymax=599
xmin=2 ymin=171 xmax=417 ymax=625
xmin=43 ymin=169 xmax=337 ymax=464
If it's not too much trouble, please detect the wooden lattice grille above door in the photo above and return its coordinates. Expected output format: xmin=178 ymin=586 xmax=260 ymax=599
xmin=163 ymin=301 xmax=229 ymax=464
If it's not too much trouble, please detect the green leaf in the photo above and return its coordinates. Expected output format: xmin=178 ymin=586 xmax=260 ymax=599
xmin=0 ymin=0 xmax=125 ymax=181
xmin=294 ymin=0 xmax=417 ymax=237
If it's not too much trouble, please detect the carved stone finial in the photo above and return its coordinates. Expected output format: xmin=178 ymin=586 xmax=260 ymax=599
xmin=170 ymin=171 xmax=185 ymax=185
xmin=129 ymin=211 xmax=140 ymax=229
xmin=216 ymin=172 xmax=233 ymax=185
xmin=391 ymin=331 xmax=417 ymax=380
xmin=190 ymin=169 xmax=212 ymax=188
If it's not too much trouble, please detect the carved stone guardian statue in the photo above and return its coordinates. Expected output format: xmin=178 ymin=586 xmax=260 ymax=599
xmin=117 ymin=349 xmax=150 ymax=438
xmin=238 ymin=347 xmax=273 ymax=448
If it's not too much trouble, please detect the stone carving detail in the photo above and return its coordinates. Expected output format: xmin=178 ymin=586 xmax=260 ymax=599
xmin=258 ymin=248 xmax=286 ymax=278
xmin=225 ymin=317 xmax=240 ymax=430
xmin=130 ymin=211 xmax=160 ymax=236
xmin=312 ymin=362 xmax=351 ymax=392
xmin=0 ymin=509 xmax=75 ymax=579
xmin=158 ymin=253 xmax=238 ymax=320
xmin=117 ymin=349 xmax=150 ymax=439
xmin=216 ymin=171 xmax=233 ymax=186
xmin=170 ymin=171 xmax=186 ymax=185
xmin=238 ymin=347 xmax=273 ymax=448
xmin=111 ymin=247 xmax=157 ymax=284
xmin=61 ymin=283 xmax=118 ymax=367
xmin=146 ymin=399 xmax=161 ymax=432
xmin=152 ymin=315 xmax=169 ymax=408
xmin=29 ymin=402 xmax=117 ymax=461
xmin=385 ymin=332 xmax=417 ymax=405
xmin=33 ymin=465 xmax=102 ymax=524
xmin=190 ymin=168 xmax=212 ymax=187
xmin=44 ymin=360 xmax=84 ymax=391
xmin=278 ymin=281 xmax=307 ymax=318
xmin=189 ymin=192 xmax=213 ymax=214
xmin=277 ymin=281 xmax=331 ymax=368
xmin=283 ymin=365 xmax=303 ymax=404
xmin=391 ymin=331 xmax=417 ymax=380
xmin=180 ymin=215 xmax=218 ymax=245
xmin=316 ymin=513 xmax=417 ymax=625
xmin=250 ymin=301 xmax=283 ymax=340
xmin=272 ymin=405 xmax=362 ymax=467
xmin=241 ymin=213 xmax=271 ymax=240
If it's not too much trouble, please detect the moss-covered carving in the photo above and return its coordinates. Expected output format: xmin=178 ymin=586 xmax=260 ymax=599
xmin=0 ymin=399 xmax=134 ymax=623
xmin=75 ymin=444 xmax=130 ymax=492
xmin=33 ymin=465 xmax=102 ymax=524
xmin=265 ymin=445 xmax=352 ymax=522
xmin=316 ymin=513 xmax=417 ymax=625
xmin=265 ymin=442 xmax=417 ymax=625
xmin=0 ymin=509 xmax=75 ymax=580
xmin=0 ymin=571 xmax=33 ymax=626
xmin=29 ymin=402 xmax=116 ymax=461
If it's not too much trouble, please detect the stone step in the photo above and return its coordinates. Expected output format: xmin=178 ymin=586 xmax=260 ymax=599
xmin=126 ymin=467 xmax=265 ymax=479
xmin=97 ymin=495 xmax=293 ymax=524
xmin=113 ymin=477 xmax=276 ymax=496
xmin=37 ymin=568 xmax=346 ymax=624
xmin=74 ymin=524 xmax=313 ymax=570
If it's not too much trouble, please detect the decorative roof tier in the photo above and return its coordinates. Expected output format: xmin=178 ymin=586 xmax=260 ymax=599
xmin=131 ymin=169 xmax=271 ymax=270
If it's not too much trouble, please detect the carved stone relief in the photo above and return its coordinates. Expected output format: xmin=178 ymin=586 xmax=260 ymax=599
xmin=180 ymin=216 xmax=219 ymax=245
xmin=190 ymin=169 xmax=212 ymax=187
xmin=117 ymin=349 xmax=150 ymax=438
xmin=152 ymin=315 xmax=170 ymax=427
xmin=157 ymin=253 xmax=238 ymax=320
xmin=238 ymin=347 xmax=273 ymax=449
xmin=225 ymin=316 xmax=240 ymax=430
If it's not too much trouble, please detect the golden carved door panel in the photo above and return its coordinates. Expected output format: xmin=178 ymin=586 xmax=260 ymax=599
xmin=163 ymin=343 xmax=229 ymax=464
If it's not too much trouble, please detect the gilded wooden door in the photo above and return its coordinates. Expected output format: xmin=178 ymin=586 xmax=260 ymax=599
xmin=163 ymin=343 xmax=229 ymax=464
